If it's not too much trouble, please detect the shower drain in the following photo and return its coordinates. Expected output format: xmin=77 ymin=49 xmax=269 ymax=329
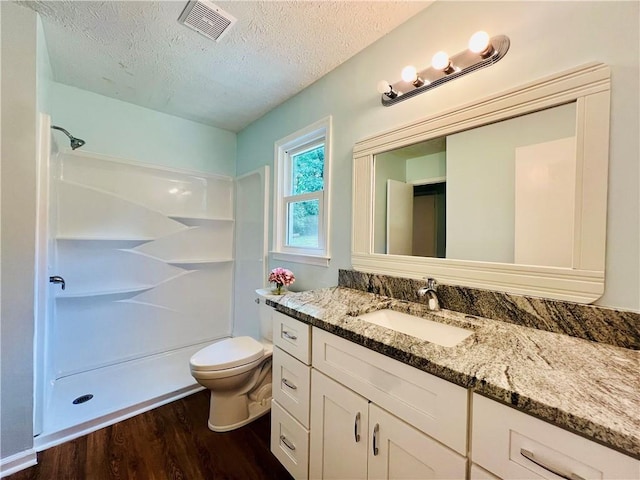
xmin=72 ymin=394 xmax=94 ymax=405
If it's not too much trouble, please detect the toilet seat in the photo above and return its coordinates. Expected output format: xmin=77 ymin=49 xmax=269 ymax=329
xmin=190 ymin=336 xmax=265 ymax=373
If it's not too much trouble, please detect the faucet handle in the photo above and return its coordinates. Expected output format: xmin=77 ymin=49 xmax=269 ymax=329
xmin=425 ymin=277 xmax=437 ymax=290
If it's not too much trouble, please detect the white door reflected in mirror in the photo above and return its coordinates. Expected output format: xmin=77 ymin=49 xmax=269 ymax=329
xmin=386 ymin=179 xmax=413 ymax=255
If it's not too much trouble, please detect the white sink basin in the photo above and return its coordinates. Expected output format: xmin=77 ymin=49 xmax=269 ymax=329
xmin=357 ymin=309 xmax=473 ymax=347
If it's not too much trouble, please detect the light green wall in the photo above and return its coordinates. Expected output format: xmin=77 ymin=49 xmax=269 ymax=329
xmin=446 ymin=103 xmax=576 ymax=263
xmin=50 ymin=83 xmax=237 ymax=176
xmin=237 ymin=1 xmax=639 ymax=311
xmin=1 ymin=1 xmax=38 ymax=460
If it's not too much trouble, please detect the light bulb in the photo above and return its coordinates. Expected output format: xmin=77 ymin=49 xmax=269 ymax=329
xmin=468 ymin=31 xmax=489 ymax=53
xmin=431 ymin=51 xmax=451 ymax=71
xmin=468 ymin=31 xmax=495 ymax=57
xmin=377 ymin=80 xmax=391 ymax=94
xmin=376 ymin=80 xmax=399 ymax=99
xmin=401 ymin=65 xmax=418 ymax=83
xmin=401 ymin=65 xmax=425 ymax=88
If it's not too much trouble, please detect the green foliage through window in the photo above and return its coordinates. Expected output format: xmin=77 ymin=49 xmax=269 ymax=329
xmin=289 ymin=145 xmax=324 ymax=241
xmin=292 ymin=146 xmax=324 ymax=195
xmin=288 ymin=200 xmax=319 ymax=247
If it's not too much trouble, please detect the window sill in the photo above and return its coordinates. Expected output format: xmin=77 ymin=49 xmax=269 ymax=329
xmin=271 ymin=251 xmax=330 ymax=267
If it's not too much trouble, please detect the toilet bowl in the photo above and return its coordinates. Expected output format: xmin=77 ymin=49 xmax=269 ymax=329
xmin=190 ymin=336 xmax=273 ymax=432
xmin=189 ymin=289 xmax=276 ymax=432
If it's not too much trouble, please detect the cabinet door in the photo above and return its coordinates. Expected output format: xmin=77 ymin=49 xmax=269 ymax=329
xmin=310 ymin=370 xmax=369 ymax=480
xmin=368 ymin=403 xmax=467 ymax=480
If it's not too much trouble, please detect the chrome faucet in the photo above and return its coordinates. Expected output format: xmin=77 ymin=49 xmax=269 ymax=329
xmin=417 ymin=278 xmax=440 ymax=311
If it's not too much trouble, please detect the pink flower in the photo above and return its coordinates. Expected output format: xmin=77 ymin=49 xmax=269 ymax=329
xmin=268 ymin=267 xmax=295 ymax=287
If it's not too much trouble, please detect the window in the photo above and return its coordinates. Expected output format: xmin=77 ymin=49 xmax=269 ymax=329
xmin=273 ymin=117 xmax=331 ymax=266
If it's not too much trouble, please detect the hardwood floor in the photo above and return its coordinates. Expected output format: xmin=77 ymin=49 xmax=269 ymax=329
xmin=8 ymin=391 xmax=293 ymax=480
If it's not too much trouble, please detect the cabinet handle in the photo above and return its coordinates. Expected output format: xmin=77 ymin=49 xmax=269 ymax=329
xmin=282 ymin=330 xmax=297 ymax=340
xmin=280 ymin=435 xmax=296 ymax=452
xmin=354 ymin=412 xmax=361 ymax=442
xmin=281 ymin=378 xmax=297 ymax=390
xmin=255 ymin=298 xmax=260 ymax=304
xmin=372 ymin=423 xmax=379 ymax=456
xmin=520 ymin=449 xmax=585 ymax=480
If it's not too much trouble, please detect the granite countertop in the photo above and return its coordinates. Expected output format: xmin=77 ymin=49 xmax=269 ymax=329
xmin=267 ymin=286 xmax=640 ymax=460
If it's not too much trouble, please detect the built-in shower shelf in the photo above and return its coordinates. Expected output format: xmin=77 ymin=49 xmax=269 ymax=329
xmin=56 ymin=236 xmax=155 ymax=246
xmin=56 ymin=285 xmax=155 ymax=299
xmin=166 ymin=214 xmax=234 ymax=224
xmin=167 ymin=258 xmax=234 ymax=266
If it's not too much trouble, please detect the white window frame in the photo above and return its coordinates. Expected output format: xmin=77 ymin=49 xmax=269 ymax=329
xmin=273 ymin=116 xmax=332 ymax=266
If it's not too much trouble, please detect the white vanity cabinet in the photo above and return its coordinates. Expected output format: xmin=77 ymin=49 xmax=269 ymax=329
xmin=471 ymin=393 xmax=640 ymax=480
xmin=310 ymin=327 xmax=468 ymax=480
xmin=271 ymin=311 xmax=312 ymax=480
xmin=310 ymin=369 xmax=467 ymax=479
xmin=270 ymin=311 xmax=639 ymax=480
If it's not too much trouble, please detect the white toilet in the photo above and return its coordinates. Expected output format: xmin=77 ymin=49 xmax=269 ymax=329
xmin=189 ymin=290 xmax=275 ymax=432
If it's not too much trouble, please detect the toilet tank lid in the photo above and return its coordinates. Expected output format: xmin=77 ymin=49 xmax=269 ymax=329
xmin=190 ymin=337 xmax=265 ymax=371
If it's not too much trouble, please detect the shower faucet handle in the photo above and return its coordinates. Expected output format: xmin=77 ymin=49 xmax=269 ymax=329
xmin=49 ymin=275 xmax=66 ymax=290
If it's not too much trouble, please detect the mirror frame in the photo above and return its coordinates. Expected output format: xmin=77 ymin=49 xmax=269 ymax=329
xmin=352 ymin=63 xmax=610 ymax=303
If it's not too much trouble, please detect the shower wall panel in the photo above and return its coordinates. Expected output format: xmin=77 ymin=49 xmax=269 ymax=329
xmin=51 ymin=151 xmax=234 ymax=379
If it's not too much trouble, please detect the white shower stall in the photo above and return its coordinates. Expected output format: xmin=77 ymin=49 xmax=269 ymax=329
xmin=34 ymin=115 xmax=269 ymax=448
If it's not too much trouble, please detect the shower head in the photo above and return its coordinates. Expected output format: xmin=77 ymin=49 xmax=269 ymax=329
xmin=51 ymin=125 xmax=86 ymax=150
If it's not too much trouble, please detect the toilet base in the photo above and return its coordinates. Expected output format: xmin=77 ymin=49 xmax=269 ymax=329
xmin=207 ymin=398 xmax=271 ymax=432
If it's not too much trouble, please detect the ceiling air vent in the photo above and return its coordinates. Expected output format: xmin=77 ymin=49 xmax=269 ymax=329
xmin=178 ymin=0 xmax=237 ymax=42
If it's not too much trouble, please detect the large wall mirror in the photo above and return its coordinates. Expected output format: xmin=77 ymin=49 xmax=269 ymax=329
xmin=352 ymin=63 xmax=610 ymax=303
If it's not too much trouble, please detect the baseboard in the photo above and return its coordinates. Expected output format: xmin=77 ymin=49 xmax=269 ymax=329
xmin=35 ymin=384 xmax=204 ymax=452
xmin=0 ymin=449 xmax=37 ymax=478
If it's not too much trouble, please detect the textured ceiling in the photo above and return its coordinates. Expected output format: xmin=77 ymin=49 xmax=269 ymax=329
xmin=22 ymin=1 xmax=431 ymax=132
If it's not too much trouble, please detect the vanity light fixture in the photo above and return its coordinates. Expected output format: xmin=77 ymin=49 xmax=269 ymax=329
xmin=379 ymin=31 xmax=510 ymax=106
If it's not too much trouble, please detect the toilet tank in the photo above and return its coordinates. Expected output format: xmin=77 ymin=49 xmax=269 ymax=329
xmin=255 ymin=288 xmax=279 ymax=342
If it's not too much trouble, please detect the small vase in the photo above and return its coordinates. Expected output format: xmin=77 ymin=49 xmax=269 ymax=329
xmin=272 ymin=283 xmax=285 ymax=295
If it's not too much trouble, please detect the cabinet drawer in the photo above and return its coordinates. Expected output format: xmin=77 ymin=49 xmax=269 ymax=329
xmin=271 ymin=400 xmax=309 ymax=480
xmin=273 ymin=347 xmax=311 ymax=428
xmin=273 ymin=311 xmax=311 ymax=364
xmin=312 ymin=327 xmax=468 ymax=455
xmin=472 ymin=393 xmax=640 ymax=479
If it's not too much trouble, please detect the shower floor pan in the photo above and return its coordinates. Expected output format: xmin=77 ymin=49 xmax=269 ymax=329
xmin=35 ymin=343 xmax=209 ymax=451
